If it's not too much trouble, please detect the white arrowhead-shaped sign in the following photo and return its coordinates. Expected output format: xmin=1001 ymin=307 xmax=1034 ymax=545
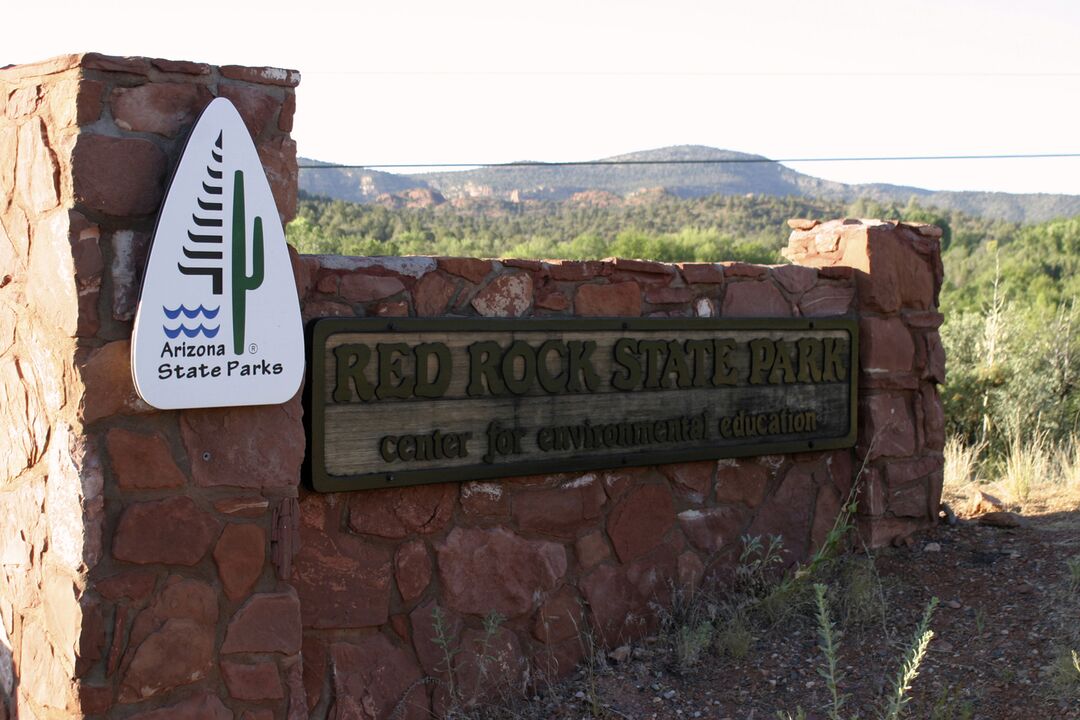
xmin=131 ymin=98 xmax=304 ymax=409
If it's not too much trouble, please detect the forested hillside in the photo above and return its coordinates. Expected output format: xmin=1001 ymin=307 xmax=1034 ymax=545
xmin=288 ymin=192 xmax=1080 ymax=452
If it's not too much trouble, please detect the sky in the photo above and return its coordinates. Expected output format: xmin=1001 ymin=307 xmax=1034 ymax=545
xmin=6 ymin=0 xmax=1080 ymax=195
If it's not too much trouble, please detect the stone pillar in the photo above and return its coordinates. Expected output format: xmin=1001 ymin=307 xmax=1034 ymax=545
xmin=0 ymin=53 xmax=301 ymax=719
xmin=784 ymin=218 xmax=947 ymax=546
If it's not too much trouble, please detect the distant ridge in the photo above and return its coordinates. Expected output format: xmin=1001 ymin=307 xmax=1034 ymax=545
xmin=299 ymin=145 xmax=1080 ymax=223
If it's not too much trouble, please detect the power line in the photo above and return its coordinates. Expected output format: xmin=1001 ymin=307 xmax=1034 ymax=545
xmin=298 ymin=152 xmax=1080 ymax=171
xmin=303 ymin=70 xmax=1080 ymax=78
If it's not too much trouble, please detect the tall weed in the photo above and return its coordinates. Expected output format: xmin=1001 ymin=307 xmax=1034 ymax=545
xmin=1000 ymin=424 xmax=1049 ymax=503
xmin=943 ymin=435 xmax=984 ymax=490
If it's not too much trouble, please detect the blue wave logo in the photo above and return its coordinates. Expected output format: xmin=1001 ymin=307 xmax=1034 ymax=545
xmin=163 ymin=304 xmax=220 ymax=320
xmin=162 ymin=324 xmax=221 ymax=339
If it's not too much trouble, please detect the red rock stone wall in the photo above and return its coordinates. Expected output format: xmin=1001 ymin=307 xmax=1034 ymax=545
xmin=0 ymin=54 xmax=945 ymax=720
xmin=0 ymin=54 xmax=299 ymax=720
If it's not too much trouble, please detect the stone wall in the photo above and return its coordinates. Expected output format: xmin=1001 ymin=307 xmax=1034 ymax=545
xmin=0 ymin=54 xmax=299 ymax=719
xmin=0 ymin=54 xmax=945 ymax=719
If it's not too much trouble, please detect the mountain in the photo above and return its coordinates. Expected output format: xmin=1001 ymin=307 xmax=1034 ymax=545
xmin=298 ymin=158 xmax=434 ymax=204
xmin=298 ymin=145 xmax=1080 ymax=224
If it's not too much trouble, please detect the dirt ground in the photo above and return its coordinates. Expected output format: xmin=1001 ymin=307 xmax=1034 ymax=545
xmin=467 ymin=484 xmax=1080 ymax=720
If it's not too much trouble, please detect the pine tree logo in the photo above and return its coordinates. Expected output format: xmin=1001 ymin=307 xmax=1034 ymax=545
xmin=131 ymin=98 xmax=304 ymax=409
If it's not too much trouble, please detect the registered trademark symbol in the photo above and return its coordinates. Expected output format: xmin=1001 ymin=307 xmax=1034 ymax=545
xmin=248 ymin=343 xmax=258 ymax=354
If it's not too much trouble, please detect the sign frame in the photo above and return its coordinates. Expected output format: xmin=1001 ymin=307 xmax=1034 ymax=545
xmin=308 ymin=315 xmax=859 ymax=493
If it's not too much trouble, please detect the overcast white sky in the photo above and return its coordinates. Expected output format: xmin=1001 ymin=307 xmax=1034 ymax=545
xmin=7 ymin=0 xmax=1080 ymax=194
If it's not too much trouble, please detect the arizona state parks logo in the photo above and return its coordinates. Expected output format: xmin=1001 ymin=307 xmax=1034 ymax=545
xmin=131 ymin=98 xmax=304 ymax=409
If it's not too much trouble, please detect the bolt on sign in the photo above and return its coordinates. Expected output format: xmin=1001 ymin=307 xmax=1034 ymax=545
xmin=309 ymin=317 xmax=858 ymax=492
xmin=131 ymin=98 xmax=304 ymax=408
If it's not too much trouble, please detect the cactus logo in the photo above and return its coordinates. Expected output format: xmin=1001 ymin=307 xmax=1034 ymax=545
xmin=131 ymin=98 xmax=304 ymax=409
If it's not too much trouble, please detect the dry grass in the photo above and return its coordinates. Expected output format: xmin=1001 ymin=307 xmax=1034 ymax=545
xmin=943 ymin=434 xmax=1080 ymax=517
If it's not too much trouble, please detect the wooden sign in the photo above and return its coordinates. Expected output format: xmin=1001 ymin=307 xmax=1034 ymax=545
xmin=308 ymin=317 xmax=858 ymax=492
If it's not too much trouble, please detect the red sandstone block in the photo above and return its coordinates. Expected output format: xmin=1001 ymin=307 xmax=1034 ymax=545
xmin=857 ymin=467 xmax=886 ymax=516
xmin=214 ymin=496 xmax=270 ymax=517
xmin=745 ymin=465 xmax=818 ymax=562
xmin=678 ymin=506 xmax=747 ymax=554
xmin=501 ymin=258 xmax=544 ymax=271
xmin=799 ymin=283 xmax=854 ymax=316
xmin=512 ymin=476 xmax=607 ymax=539
xmin=924 ymin=331 xmax=946 ymax=383
xmin=472 ymin=273 xmax=534 ymax=317
xmin=715 ymin=461 xmax=768 ymax=507
xmin=257 ymin=134 xmax=298 ymax=221
xmin=844 ymin=226 xmax=936 ymax=313
xmin=678 ymin=551 xmax=705 ymax=592
xmin=113 ymin=497 xmax=221 ymax=565
xmin=435 ymin=527 xmax=566 ymax=617
xmin=547 ymin=260 xmax=606 ymax=281
xmin=902 ymin=310 xmax=945 ymax=329
xmin=679 ymin=262 xmax=725 ymax=284
xmin=279 ymin=92 xmax=296 ymax=132
xmin=876 ymin=509 xmax=921 ymax=552
xmin=17 ymin=117 xmax=59 ymax=213
xmin=330 ymin=636 xmax=429 ymax=720
xmin=119 ymin=623 xmax=215 ymax=702
xmin=722 ymin=261 xmax=769 ymax=279
xmin=414 ymin=272 xmax=457 ymax=316
xmin=72 ymin=134 xmax=167 ymax=216
xmin=460 ymin=481 xmax=511 ymax=519
xmin=884 ymin=455 xmax=943 ymax=488
xmin=0 ymin=54 xmax=82 ymax=81
xmin=315 ymin=273 xmax=339 ymax=294
xmin=438 ymin=257 xmax=492 ymax=284
xmin=860 ymin=316 xmax=915 ymax=373
xmin=219 ymin=84 xmax=279 ymax=138
xmin=394 ymin=540 xmax=432 ymax=604
xmin=771 ymin=264 xmax=818 ymax=295
xmin=222 ymin=589 xmax=302 ymax=654
xmin=339 ymin=273 xmax=405 ymax=302
xmin=151 ymin=58 xmax=212 ymax=75
xmin=348 ymin=484 xmax=456 ymax=539
xmin=123 ymin=693 xmax=232 ymax=720
xmin=213 ymin=523 xmax=266 ymax=601
xmin=607 ymin=484 xmax=675 ymax=562
xmin=536 ymin=289 xmax=570 ymax=311
xmin=608 ymin=257 xmax=672 ymax=275
xmin=106 ymin=427 xmax=186 ymax=490
xmin=77 ymin=79 xmax=104 ymax=124
xmin=111 ymin=83 xmax=213 ymax=137
xmin=722 ymin=281 xmax=792 ymax=317
xmin=819 ymin=266 xmax=854 ymax=280
xmin=646 ymin=286 xmax=693 ymax=305
xmin=181 ymin=401 xmax=304 ymax=489
xmin=221 ymin=659 xmax=284 ymax=700
xmin=861 ymin=373 xmax=919 ymax=391
xmin=660 ymin=461 xmax=714 ymax=503
xmin=408 ymin=599 xmax=461 ymax=679
xmin=922 ymin=385 xmax=945 ymax=450
xmin=533 ymin=587 xmax=585 ymax=646
xmin=96 ymin=570 xmax=157 ymax=603
xmin=575 ymin=531 xmax=611 ymax=569
xmin=575 ymin=281 xmax=641 ymax=317
xmin=860 ymin=394 xmax=916 ymax=459
xmin=292 ymin=494 xmax=392 ymax=629
xmin=888 ymin=478 xmax=933 ymax=519
xmin=811 ymin=484 xmax=844 ymax=551
xmin=374 ymin=300 xmax=409 ymax=317
xmin=220 ymin=65 xmax=301 ymax=87
xmin=82 ymin=53 xmax=153 ymax=76
xmin=302 ymin=299 xmax=353 ymax=322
